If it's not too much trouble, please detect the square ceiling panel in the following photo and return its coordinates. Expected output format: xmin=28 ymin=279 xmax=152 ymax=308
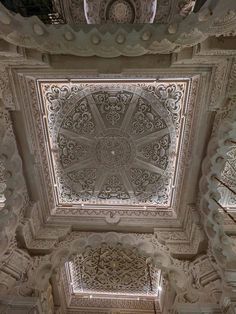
xmin=65 ymin=244 xmax=161 ymax=298
xmin=37 ymin=78 xmax=191 ymax=212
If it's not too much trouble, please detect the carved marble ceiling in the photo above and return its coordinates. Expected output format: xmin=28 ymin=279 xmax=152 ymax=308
xmin=54 ymin=0 xmax=195 ymax=24
xmin=219 ymin=145 xmax=236 ymax=211
xmin=66 ymin=244 xmax=161 ymax=298
xmin=38 ymin=79 xmax=190 ymax=210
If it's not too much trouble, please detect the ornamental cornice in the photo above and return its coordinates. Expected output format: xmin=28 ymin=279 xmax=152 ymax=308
xmin=154 ymin=206 xmax=206 ymax=258
xmin=172 ymin=49 xmax=231 ymax=111
xmin=17 ymin=202 xmax=71 ymax=254
xmin=0 ymin=1 xmax=236 ymax=58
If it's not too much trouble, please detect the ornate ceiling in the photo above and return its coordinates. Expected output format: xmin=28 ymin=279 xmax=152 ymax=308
xmin=54 ymin=0 xmax=195 ymax=25
xmin=38 ymin=79 xmax=190 ymax=211
xmin=1 ymin=2 xmax=236 ymax=311
xmin=1 ymin=0 xmax=235 ymax=57
xmin=66 ymin=244 xmax=161 ymax=297
xmin=219 ymin=145 xmax=236 ymax=211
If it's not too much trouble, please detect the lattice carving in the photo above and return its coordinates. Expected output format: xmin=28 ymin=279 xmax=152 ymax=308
xmin=218 ymin=146 xmax=236 ymax=210
xmin=68 ymin=244 xmax=161 ymax=296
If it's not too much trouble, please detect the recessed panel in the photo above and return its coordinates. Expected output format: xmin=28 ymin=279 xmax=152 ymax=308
xmin=37 ymin=79 xmax=190 ymax=211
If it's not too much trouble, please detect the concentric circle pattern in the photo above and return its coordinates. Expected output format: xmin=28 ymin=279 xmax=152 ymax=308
xmin=106 ymin=0 xmax=135 ymax=23
xmin=96 ymin=133 xmax=133 ymax=169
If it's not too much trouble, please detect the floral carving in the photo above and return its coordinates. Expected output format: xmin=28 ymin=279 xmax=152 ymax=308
xmin=67 ymin=168 xmax=96 ymax=197
xmin=98 ymin=175 xmax=130 ymax=199
xmin=156 ymin=84 xmax=183 ymax=125
xmin=68 ymin=244 xmax=160 ymax=295
xmin=129 ymin=168 xmax=161 ymax=196
xmin=130 ymin=98 xmax=167 ymax=135
xmin=96 ymin=134 xmax=133 ymax=168
xmin=61 ymin=98 xmax=95 ymax=135
xmin=138 ymin=134 xmax=171 ymax=170
xmin=45 ymin=85 xmax=71 ymax=113
xmin=156 ymin=84 xmax=182 ymax=112
xmin=34 ymin=80 xmax=189 ymax=208
xmin=222 ymin=147 xmax=236 ymax=186
xmin=57 ymin=133 xmax=90 ymax=167
xmin=92 ymin=91 xmax=132 ymax=126
xmin=219 ymin=146 xmax=236 ymax=210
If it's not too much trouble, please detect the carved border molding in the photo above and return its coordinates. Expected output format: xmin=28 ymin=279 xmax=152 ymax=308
xmin=17 ymin=202 xmax=71 ymax=254
xmin=0 ymin=1 xmax=236 ymax=57
xmin=154 ymin=206 xmax=206 ymax=258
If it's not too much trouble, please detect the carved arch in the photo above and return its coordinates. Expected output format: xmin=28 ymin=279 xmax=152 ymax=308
xmin=199 ymin=97 xmax=236 ymax=268
xmin=16 ymin=231 xmax=219 ymax=309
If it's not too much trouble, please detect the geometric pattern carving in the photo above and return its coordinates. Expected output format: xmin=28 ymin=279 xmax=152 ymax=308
xmin=138 ymin=135 xmax=171 ymax=169
xmin=222 ymin=147 xmax=236 ymax=187
xmin=67 ymin=244 xmax=161 ymax=297
xmin=219 ymin=146 xmax=236 ymax=210
xmin=55 ymin=0 xmax=195 ymax=25
xmin=98 ymin=175 xmax=130 ymax=200
xmin=106 ymin=0 xmax=135 ymax=23
xmin=92 ymin=91 xmax=132 ymax=127
xmin=58 ymin=134 xmax=90 ymax=168
xmin=30 ymin=79 xmax=195 ymax=214
xmin=130 ymin=98 xmax=167 ymax=135
xmin=39 ymin=80 xmax=188 ymax=208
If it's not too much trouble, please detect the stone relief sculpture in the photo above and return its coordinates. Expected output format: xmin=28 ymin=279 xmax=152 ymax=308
xmin=0 ymin=0 xmax=235 ymax=57
xmin=0 ymin=0 xmax=236 ymax=312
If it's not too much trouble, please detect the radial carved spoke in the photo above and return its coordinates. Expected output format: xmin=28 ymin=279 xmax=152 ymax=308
xmin=63 ymin=158 xmax=95 ymax=173
xmin=121 ymin=94 xmax=140 ymax=131
xmin=134 ymin=158 xmax=165 ymax=175
xmin=121 ymin=169 xmax=135 ymax=198
xmin=41 ymin=81 xmax=180 ymax=207
xmin=59 ymin=128 xmax=95 ymax=145
xmin=134 ymin=128 xmax=170 ymax=146
xmin=93 ymin=169 xmax=108 ymax=197
xmin=86 ymin=94 xmax=106 ymax=132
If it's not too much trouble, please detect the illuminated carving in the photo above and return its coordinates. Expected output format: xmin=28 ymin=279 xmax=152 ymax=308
xmin=38 ymin=80 xmax=189 ymax=209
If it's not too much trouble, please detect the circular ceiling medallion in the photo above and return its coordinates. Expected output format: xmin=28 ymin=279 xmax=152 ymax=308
xmin=106 ymin=0 xmax=135 ymax=23
xmin=96 ymin=131 xmax=134 ymax=169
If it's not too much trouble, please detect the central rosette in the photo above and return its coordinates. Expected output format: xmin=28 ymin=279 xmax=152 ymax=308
xmin=96 ymin=131 xmax=134 ymax=169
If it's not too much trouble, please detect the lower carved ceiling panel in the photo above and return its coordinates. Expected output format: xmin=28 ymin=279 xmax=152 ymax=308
xmin=66 ymin=244 xmax=161 ymax=298
xmin=219 ymin=145 xmax=236 ymax=211
xmin=37 ymin=79 xmax=191 ymax=211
